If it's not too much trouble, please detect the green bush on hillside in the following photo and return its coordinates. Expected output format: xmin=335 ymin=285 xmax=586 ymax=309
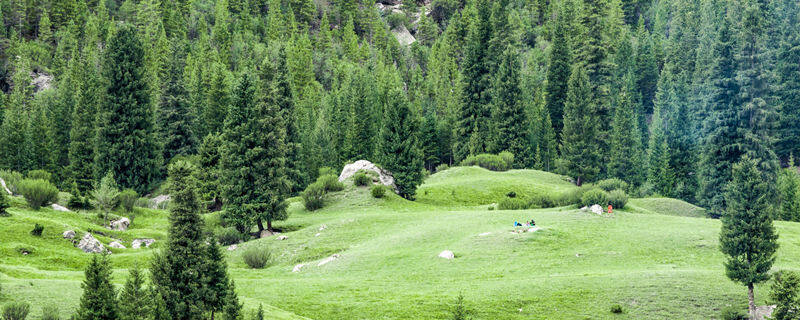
xmin=354 ymin=171 xmax=371 ymax=187
xmin=461 ymin=153 xmax=510 ymax=171
xmin=435 ymin=164 xmax=449 ymax=172
xmin=2 ymin=301 xmax=30 ymax=320
xmin=720 ymin=306 xmax=747 ymax=320
xmin=242 ymin=246 xmax=272 ymax=269
xmin=499 ymin=151 xmax=514 ymax=168
xmin=498 ymin=197 xmax=527 ymax=210
xmin=607 ymin=190 xmax=628 ymax=209
xmin=0 ymin=191 xmax=10 ymax=216
xmin=371 ymin=185 xmax=387 ymax=198
xmin=318 ymin=174 xmax=344 ymax=192
xmin=216 ymin=227 xmax=243 ymax=246
xmin=118 ymin=188 xmax=138 ymax=213
xmin=25 ymin=169 xmax=52 ymax=183
xmin=302 ymin=182 xmax=326 ymax=211
xmin=610 ymin=304 xmax=623 ymax=314
xmin=18 ymin=179 xmax=59 ymax=210
xmin=30 ymin=223 xmax=44 ymax=237
xmin=387 ymin=12 xmax=408 ymax=29
xmin=318 ymin=167 xmax=335 ymax=177
xmin=595 ymin=178 xmax=629 ymax=192
xmin=580 ymin=188 xmax=609 ymax=207
xmin=0 ymin=170 xmax=23 ymax=195
xmin=770 ymin=270 xmax=800 ymax=320
xmin=41 ymin=305 xmax=59 ymax=320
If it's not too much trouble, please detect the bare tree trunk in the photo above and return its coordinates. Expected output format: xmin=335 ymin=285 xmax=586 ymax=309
xmin=257 ymin=220 xmax=264 ymax=233
xmin=576 ymin=176 xmax=582 ymax=187
xmin=748 ymin=283 xmax=756 ymax=320
xmin=267 ymin=219 xmax=273 ymax=232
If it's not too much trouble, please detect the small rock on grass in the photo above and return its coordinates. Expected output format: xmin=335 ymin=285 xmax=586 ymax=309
xmin=63 ymin=230 xmax=76 ymax=239
xmin=438 ymin=250 xmax=454 ymax=260
xmin=277 ymin=235 xmax=288 ymax=240
xmin=109 ymin=241 xmax=126 ymax=249
xmin=292 ymin=264 xmax=304 ymax=272
xmin=318 ymin=254 xmax=340 ymax=266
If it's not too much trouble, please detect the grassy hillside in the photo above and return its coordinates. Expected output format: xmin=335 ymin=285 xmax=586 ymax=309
xmin=626 ymin=198 xmax=708 ymax=218
xmin=1 ymin=168 xmax=798 ymax=319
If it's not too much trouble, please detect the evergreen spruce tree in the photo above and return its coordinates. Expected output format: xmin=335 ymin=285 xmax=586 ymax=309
xmin=0 ymin=59 xmax=33 ymax=172
xmin=118 ymin=264 xmax=149 ymax=320
xmin=489 ymin=46 xmax=527 ymax=167
xmin=646 ymin=106 xmax=674 ymax=196
xmin=159 ymin=42 xmax=196 ymax=162
xmin=608 ymin=81 xmax=644 ymax=187
xmin=25 ymin=98 xmax=54 ymax=172
xmin=203 ymin=62 xmax=232 ymax=137
xmin=221 ymin=72 xmax=290 ymax=233
xmin=75 ymin=254 xmax=118 ymax=320
xmin=95 ymin=24 xmax=161 ymax=194
xmin=720 ymin=157 xmax=779 ymax=318
xmin=202 ymin=242 xmax=234 ymax=320
xmin=778 ymin=165 xmax=800 ymax=221
xmin=69 ymin=47 xmax=102 ymax=194
xmin=150 ymin=161 xmax=207 ymax=320
xmin=545 ymin=3 xmax=573 ymax=141
xmin=559 ymin=66 xmax=601 ymax=186
xmin=379 ymin=75 xmax=425 ymax=200
xmin=0 ymin=187 xmax=10 ymax=216
xmin=269 ymin=48 xmax=306 ymax=193
xmin=196 ymin=133 xmax=224 ymax=212
xmin=776 ymin=29 xmax=800 ymax=161
xmin=222 ymin=280 xmax=243 ymax=320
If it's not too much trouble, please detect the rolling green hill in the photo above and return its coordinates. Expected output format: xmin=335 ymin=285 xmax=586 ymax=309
xmin=0 ymin=167 xmax=797 ymax=319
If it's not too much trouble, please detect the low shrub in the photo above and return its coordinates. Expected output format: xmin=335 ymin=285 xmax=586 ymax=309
xmin=26 ymin=169 xmax=52 ymax=182
xmin=527 ymin=193 xmax=557 ymax=209
xmin=0 ymin=191 xmax=10 ymax=216
xmin=118 ymin=188 xmax=138 ymax=213
xmin=580 ymin=188 xmax=609 ymax=207
xmin=216 ymin=227 xmax=243 ymax=246
xmin=555 ymin=187 xmax=592 ymax=207
xmin=387 ymin=12 xmax=408 ymax=29
xmin=371 ymin=185 xmax=387 ymax=198
xmin=354 ymin=171 xmax=371 ymax=187
xmin=318 ymin=167 xmax=335 ymax=177
xmin=498 ymin=197 xmax=527 ymax=210
xmin=18 ymin=179 xmax=59 ymax=210
xmin=435 ymin=164 xmax=449 ymax=172
xmin=506 ymin=191 xmax=517 ymax=198
xmin=499 ymin=151 xmax=515 ymax=168
xmin=68 ymin=193 xmax=93 ymax=210
xmin=595 ymin=178 xmax=629 ymax=192
xmin=2 ymin=301 xmax=30 ymax=320
xmin=0 ymin=170 xmax=23 ymax=194
xmin=720 ymin=306 xmax=747 ymax=320
xmin=610 ymin=304 xmax=623 ymax=314
xmin=318 ymin=174 xmax=344 ymax=192
xmin=461 ymin=153 xmax=510 ymax=171
xmin=302 ymin=182 xmax=326 ymax=211
xmin=41 ymin=305 xmax=59 ymax=320
xmin=770 ymin=270 xmax=800 ymax=320
xmin=30 ymin=223 xmax=44 ymax=237
xmin=242 ymin=246 xmax=272 ymax=269
xmin=607 ymin=189 xmax=628 ymax=209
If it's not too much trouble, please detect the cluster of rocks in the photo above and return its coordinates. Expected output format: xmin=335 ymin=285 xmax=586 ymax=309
xmin=63 ymin=230 xmax=154 ymax=253
xmin=110 ymin=218 xmax=130 ymax=231
xmin=339 ymin=160 xmax=398 ymax=192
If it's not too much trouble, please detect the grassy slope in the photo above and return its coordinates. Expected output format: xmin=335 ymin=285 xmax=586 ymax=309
xmin=1 ymin=167 xmax=799 ymax=319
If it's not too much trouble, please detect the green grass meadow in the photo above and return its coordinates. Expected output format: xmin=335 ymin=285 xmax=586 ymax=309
xmin=1 ymin=167 xmax=798 ymax=319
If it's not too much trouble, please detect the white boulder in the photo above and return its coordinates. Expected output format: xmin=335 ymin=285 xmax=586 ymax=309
xmin=63 ymin=230 xmax=76 ymax=239
xmin=756 ymin=305 xmax=776 ymax=320
xmin=109 ymin=241 xmax=126 ymax=249
xmin=392 ymin=25 xmax=416 ymax=46
xmin=438 ymin=250 xmax=455 ymax=260
xmin=227 ymin=244 xmax=238 ymax=251
xmin=149 ymin=195 xmax=171 ymax=209
xmin=292 ymin=264 xmax=305 ymax=272
xmin=0 ymin=178 xmax=12 ymax=195
xmin=277 ymin=235 xmax=288 ymax=240
xmin=51 ymin=204 xmax=70 ymax=212
xmin=339 ymin=160 xmax=397 ymax=191
xmin=77 ymin=233 xmax=106 ymax=253
xmin=110 ymin=218 xmax=131 ymax=231
xmin=131 ymin=238 xmax=155 ymax=249
xmin=590 ymin=204 xmax=603 ymax=215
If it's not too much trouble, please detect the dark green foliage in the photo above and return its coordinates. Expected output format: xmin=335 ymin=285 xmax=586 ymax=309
xmin=26 ymin=170 xmax=51 ymax=182
xmin=318 ymin=175 xmax=344 ymax=193
xmin=451 ymin=294 xmax=470 ymax=320
xmin=150 ymin=161 xmax=207 ymax=320
xmin=196 ymin=133 xmax=224 ymax=212
xmin=30 ymin=223 xmax=43 ymax=237
xmin=222 ymin=280 xmax=242 ymax=320
xmin=720 ymin=157 xmax=779 ymax=315
xmin=75 ymin=255 xmax=118 ymax=320
xmin=460 ymin=154 xmax=511 ymax=172
xmin=720 ymin=306 xmax=747 ymax=320
xmin=646 ymin=107 xmax=674 ymax=197
xmin=118 ymin=189 xmax=138 ymax=213
xmin=778 ymin=168 xmax=800 ymax=221
xmin=610 ymin=304 xmax=623 ymax=314
xmin=770 ymin=271 xmax=800 ymax=320
xmin=202 ymin=241 xmax=233 ymax=318
xmin=95 ymin=24 xmax=161 ymax=195
xmin=560 ymin=66 xmax=601 ymax=186
xmin=267 ymin=48 xmax=305 ymax=194
xmin=379 ymin=86 xmax=425 ymax=200
xmin=594 ymin=178 xmax=629 ymax=192
xmin=118 ymin=265 xmax=149 ymax=320
xmin=607 ymin=83 xmax=644 ymax=187
xmin=371 ymin=185 xmax=387 ymax=198
xmin=216 ymin=227 xmax=243 ymax=246
xmin=580 ymin=188 xmax=609 ymax=207
xmin=242 ymin=246 xmax=272 ymax=269
xmin=17 ymin=179 xmax=59 ymax=210
xmin=221 ymin=72 xmax=290 ymax=233
xmin=159 ymin=42 xmax=197 ymax=162
xmin=253 ymin=304 xmax=264 ymax=320
xmin=353 ymin=172 xmax=371 ymax=186
xmin=607 ymin=190 xmax=628 ymax=209
xmin=545 ymin=3 xmax=573 ymax=140
xmin=489 ymin=46 xmax=527 ymax=165
xmin=1 ymin=302 xmax=29 ymax=320
xmin=498 ymin=197 xmax=527 ymax=210
xmin=0 ymin=191 xmax=10 ymax=216
xmin=302 ymin=182 xmax=327 ymax=211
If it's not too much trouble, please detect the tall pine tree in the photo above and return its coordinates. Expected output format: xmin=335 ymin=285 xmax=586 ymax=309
xmin=559 ymin=66 xmax=602 ymax=186
xmin=75 ymin=254 xmax=118 ymax=320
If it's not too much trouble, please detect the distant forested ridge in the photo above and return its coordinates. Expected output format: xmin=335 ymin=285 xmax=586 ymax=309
xmin=1 ymin=0 xmax=799 ymax=217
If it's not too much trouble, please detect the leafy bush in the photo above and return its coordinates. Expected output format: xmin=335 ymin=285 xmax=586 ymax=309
xmin=354 ymin=171 xmax=371 ymax=187
xmin=770 ymin=270 xmax=800 ymax=320
xmin=720 ymin=306 xmax=747 ymax=320
xmin=435 ymin=164 xmax=449 ymax=172
xmin=26 ymin=169 xmax=52 ymax=182
xmin=610 ymin=304 xmax=623 ymax=314
xmin=580 ymin=188 xmax=609 ymax=207
xmin=0 ymin=170 xmax=23 ymax=194
xmin=0 ymin=191 xmax=9 ymax=216
xmin=318 ymin=174 xmax=344 ymax=192
xmin=216 ymin=227 xmax=243 ymax=246
xmin=387 ymin=12 xmax=408 ymax=29
xmin=498 ymin=197 xmax=527 ymax=210
xmin=499 ymin=151 xmax=514 ymax=168
xmin=506 ymin=191 xmax=517 ymax=198
xmin=30 ymin=223 xmax=44 ymax=237
xmin=68 ymin=193 xmax=92 ymax=210
xmin=2 ymin=301 xmax=30 ymax=320
xmin=461 ymin=153 xmax=510 ymax=171
xmin=18 ymin=179 xmax=59 ymax=210
xmin=41 ymin=305 xmax=59 ymax=320
xmin=371 ymin=185 xmax=387 ymax=198
xmin=607 ymin=189 xmax=628 ymax=209
xmin=302 ymin=182 xmax=326 ymax=211
xmin=118 ymin=188 xmax=138 ymax=213
xmin=242 ymin=246 xmax=272 ymax=269
xmin=318 ymin=167 xmax=335 ymax=177
xmin=91 ymin=172 xmax=119 ymax=224
xmin=553 ymin=187 xmax=592 ymax=207
xmin=595 ymin=178 xmax=629 ymax=192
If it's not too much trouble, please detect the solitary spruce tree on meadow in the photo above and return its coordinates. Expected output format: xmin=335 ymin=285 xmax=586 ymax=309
xmin=75 ymin=254 xmax=118 ymax=320
xmin=94 ymin=24 xmax=161 ymax=195
xmin=720 ymin=157 xmax=778 ymax=319
xmin=379 ymin=76 xmax=425 ymax=200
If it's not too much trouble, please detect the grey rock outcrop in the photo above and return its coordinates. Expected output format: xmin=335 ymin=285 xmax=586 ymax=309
xmin=339 ymin=160 xmax=397 ymax=191
xmin=77 ymin=233 xmax=106 ymax=253
xmin=131 ymin=238 xmax=155 ymax=249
